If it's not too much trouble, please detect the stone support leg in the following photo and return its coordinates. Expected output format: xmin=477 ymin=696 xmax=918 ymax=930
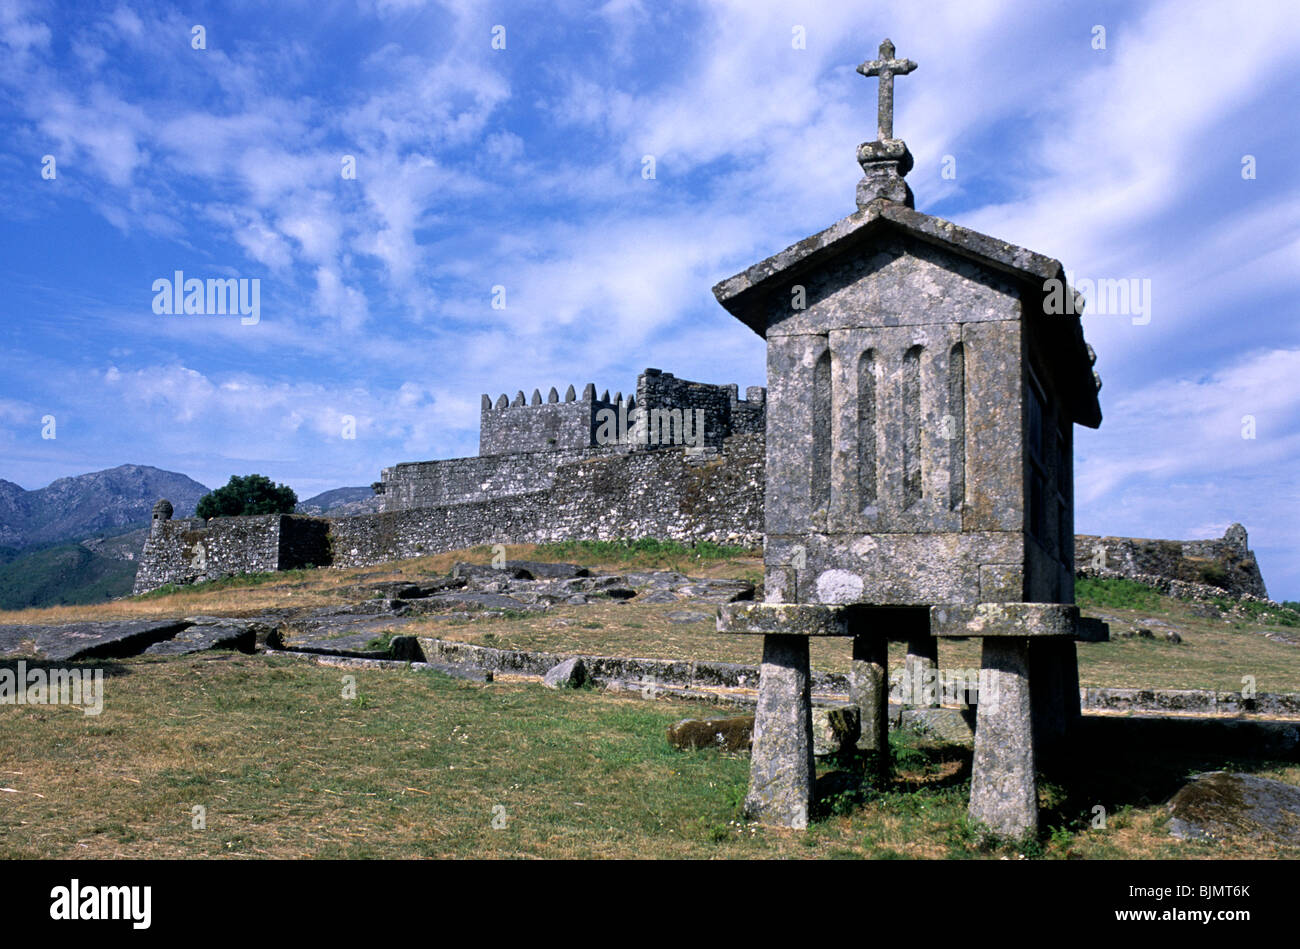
xmin=1062 ymin=639 xmax=1082 ymax=734
xmin=905 ymin=633 xmax=940 ymax=707
xmin=850 ymin=632 xmax=890 ymax=782
xmin=1030 ymin=639 xmax=1067 ymax=754
xmin=745 ymin=634 xmax=814 ymax=829
xmin=969 ymin=637 xmax=1037 ymax=838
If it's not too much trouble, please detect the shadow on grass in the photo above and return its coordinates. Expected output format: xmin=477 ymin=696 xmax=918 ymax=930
xmin=0 ymin=657 xmax=134 ymax=680
xmin=1036 ymin=715 xmax=1300 ymax=836
xmin=808 ymin=715 xmax=1297 ymax=846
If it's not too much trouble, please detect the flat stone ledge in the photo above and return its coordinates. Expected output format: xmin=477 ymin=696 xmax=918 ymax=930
xmin=716 ymin=602 xmax=852 ymax=636
xmin=930 ymin=603 xmax=1078 ymax=638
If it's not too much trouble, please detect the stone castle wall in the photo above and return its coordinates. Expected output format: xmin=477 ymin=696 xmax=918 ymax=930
xmin=134 ymin=434 xmax=766 ymax=592
xmin=132 ymin=514 xmax=331 ymax=594
xmin=479 ymin=383 xmax=617 ymax=456
xmin=633 ymin=369 xmax=766 ymax=449
xmin=378 ymin=446 xmax=619 ymax=511
xmin=1074 ymin=524 xmax=1268 ymax=600
xmin=474 ymin=369 xmax=766 ymax=458
xmin=134 ymin=427 xmax=1270 ymax=602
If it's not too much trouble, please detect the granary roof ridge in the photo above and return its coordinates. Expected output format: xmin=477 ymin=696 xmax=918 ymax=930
xmin=711 ymin=197 xmax=1066 ymax=318
xmin=711 ymin=197 xmax=1103 ymax=428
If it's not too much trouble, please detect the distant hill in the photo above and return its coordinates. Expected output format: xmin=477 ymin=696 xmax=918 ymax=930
xmin=0 ymin=543 xmax=137 ymax=610
xmin=296 ymin=486 xmax=381 ymax=516
xmin=80 ymin=527 xmax=150 ymax=563
xmin=0 ymin=465 xmax=209 ymax=549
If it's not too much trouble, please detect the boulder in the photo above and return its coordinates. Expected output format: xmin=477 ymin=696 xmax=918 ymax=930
xmin=363 ymin=577 xmax=464 ymax=599
xmin=504 ymin=561 xmax=590 ymax=579
xmin=143 ymin=621 xmax=256 ymax=656
xmin=423 ymin=591 xmax=541 ymax=612
xmin=674 ymin=579 xmax=756 ymax=603
xmin=667 ymin=716 xmax=753 ymax=752
xmin=639 ymin=590 xmax=678 ymax=604
xmin=1167 ymin=771 xmax=1300 ymax=843
xmin=901 ymin=706 xmax=976 ymax=744
xmin=543 ymin=657 xmax=586 ymax=689
xmin=0 ymin=619 xmax=193 ymax=661
xmin=452 ymin=562 xmax=533 ymax=581
xmin=664 ymin=610 xmax=711 ymax=625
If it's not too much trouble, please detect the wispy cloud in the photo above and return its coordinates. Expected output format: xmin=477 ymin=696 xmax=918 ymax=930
xmin=1 ymin=0 xmax=1298 ymax=597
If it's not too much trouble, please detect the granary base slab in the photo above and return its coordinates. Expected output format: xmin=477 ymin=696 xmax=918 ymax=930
xmin=931 ymin=603 xmax=1079 ymax=638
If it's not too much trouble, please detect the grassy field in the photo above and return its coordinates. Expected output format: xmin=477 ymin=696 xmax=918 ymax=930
xmin=2 ymin=542 xmax=1298 ymax=859
xmin=3 ymin=544 xmax=1298 ymax=694
xmin=3 ymin=651 xmax=1296 ymax=860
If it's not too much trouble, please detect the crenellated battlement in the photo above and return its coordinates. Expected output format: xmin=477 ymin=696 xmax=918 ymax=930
xmin=481 ymin=382 xmax=635 ymax=412
xmin=476 ymin=368 xmax=763 ymax=458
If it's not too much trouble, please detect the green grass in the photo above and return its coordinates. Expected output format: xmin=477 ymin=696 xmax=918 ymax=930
xmin=1074 ymin=576 xmax=1163 ymax=612
xmin=533 ymin=538 xmax=755 ymax=567
xmin=1 ymin=653 xmax=1296 ymax=859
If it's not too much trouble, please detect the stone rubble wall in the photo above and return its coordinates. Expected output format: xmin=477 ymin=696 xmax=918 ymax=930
xmin=330 ymin=433 xmax=765 ymax=567
xmin=134 ymin=434 xmax=766 ymax=592
xmin=133 ymin=515 xmax=289 ymax=594
xmin=378 ymin=446 xmax=620 ymax=512
xmin=1075 ymin=525 xmax=1267 ymax=600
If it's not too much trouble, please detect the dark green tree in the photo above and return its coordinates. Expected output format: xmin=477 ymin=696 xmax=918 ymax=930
xmin=196 ymin=474 xmax=298 ymax=519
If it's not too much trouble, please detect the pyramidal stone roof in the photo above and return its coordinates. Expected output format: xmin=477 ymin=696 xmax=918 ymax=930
xmin=712 ymin=38 xmax=1102 ymax=428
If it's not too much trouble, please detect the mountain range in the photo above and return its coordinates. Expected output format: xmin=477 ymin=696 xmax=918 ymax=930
xmin=0 ymin=464 xmax=210 ymax=549
xmin=0 ymin=465 xmax=372 ymax=610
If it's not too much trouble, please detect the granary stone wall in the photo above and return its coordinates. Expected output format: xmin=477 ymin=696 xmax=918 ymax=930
xmin=1075 ymin=524 xmax=1268 ymax=600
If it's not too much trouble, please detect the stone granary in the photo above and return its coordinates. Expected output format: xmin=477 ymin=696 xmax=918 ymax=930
xmin=715 ymin=40 xmax=1104 ymax=836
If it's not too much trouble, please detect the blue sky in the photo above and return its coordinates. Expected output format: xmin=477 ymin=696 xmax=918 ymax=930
xmin=1 ymin=0 xmax=1298 ymax=598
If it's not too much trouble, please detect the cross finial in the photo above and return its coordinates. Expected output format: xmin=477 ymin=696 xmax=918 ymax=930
xmin=857 ymin=38 xmax=916 ymax=141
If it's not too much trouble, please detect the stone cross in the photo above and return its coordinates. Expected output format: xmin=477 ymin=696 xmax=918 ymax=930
xmin=857 ymin=38 xmax=916 ymax=141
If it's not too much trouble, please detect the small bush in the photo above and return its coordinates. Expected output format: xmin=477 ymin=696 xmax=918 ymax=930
xmin=1198 ymin=563 xmax=1230 ymax=588
xmin=196 ymin=474 xmax=297 ymax=519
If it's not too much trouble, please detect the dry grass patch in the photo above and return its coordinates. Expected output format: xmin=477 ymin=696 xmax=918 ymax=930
xmin=4 ymin=653 xmax=1294 ymax=860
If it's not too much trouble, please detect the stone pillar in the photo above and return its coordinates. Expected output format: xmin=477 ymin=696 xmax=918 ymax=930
xmin=1030 ymin=639 xmax=1067 ymax=754
xmin=969 ymin=637 xmax=1037 ymax=838
xmin=904 ymin=633 xmax=939 ymax=707
xmin=850 ymin=632 xmax=890 ymax=782
xmin=745 ymin=634 xmax=814 ymax=829
xmin=1061 ymin=639 xmax=1082 ymax=733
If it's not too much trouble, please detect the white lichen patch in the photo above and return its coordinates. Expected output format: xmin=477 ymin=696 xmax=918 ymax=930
xmin=816 ymin=569 xmax=863 ymax=603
